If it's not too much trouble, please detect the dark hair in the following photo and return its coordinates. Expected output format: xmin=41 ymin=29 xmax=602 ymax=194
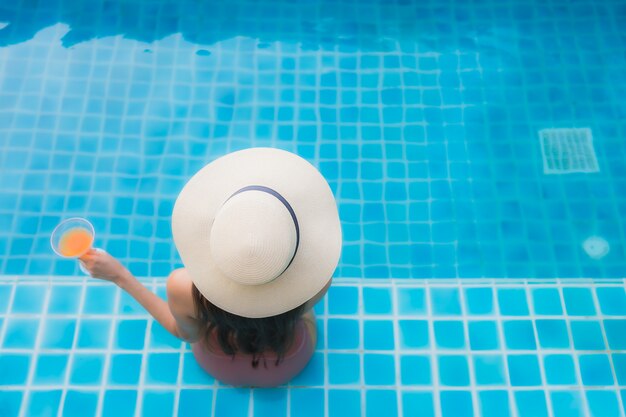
xmin=191 ymin=283 xmax=306 ymax=368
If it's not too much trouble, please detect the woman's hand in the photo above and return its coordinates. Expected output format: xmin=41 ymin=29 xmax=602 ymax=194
xmin=79 ymin=249 xmax=129 ymax=284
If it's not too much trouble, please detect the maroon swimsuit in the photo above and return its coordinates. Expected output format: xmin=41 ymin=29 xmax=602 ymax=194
xmin=191 ymin=320 xmax=314 ymax=387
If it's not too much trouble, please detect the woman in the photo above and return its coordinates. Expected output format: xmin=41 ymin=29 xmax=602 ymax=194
xmin=81 ymin=148 xmax=342 ymax=387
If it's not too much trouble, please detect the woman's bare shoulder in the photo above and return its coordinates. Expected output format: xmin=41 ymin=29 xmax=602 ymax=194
xmin=166 ymin=268 xmax=195 ymax=316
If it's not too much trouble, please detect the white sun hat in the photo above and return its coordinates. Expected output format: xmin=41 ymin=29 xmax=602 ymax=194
xmin=172 ymin=147 xmax=342 ymax=318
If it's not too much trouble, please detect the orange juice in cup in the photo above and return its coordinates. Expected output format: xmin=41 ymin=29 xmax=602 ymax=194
xmin=58 ymin=227 xmax=94 ymax=257
xmin=51 ymin=218 xmax=95 ymax=274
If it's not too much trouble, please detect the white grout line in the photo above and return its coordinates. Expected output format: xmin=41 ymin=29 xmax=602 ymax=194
xmin=55 ymin=278 xmax=89 ymax=417
xmin=4 ymin=344 xmax=625 ymax=354
xmin=18 ymin=283 xmax=52 ymax=417
xmin=358 ymin=283 xmax=366 ymax=417
xmin=391 ymin=281 xmax=404 ymax=417
xmin=556 ymin=281 xmax=589 ymax=417
xmin=0 ymin=282 xmax=17 ymax=348
xmin=134 ymin=280 xmax=155 ymax=417
xmin=2 ymin=384 xmax=624 ymax=392
xmin=2 ymin=276 xmax=625 ymax=286
xmin=457 ymin=281 xmax=481 ymax=417
xmin=94 ymin=284 xmax=122 ymax=417
xmin=425 ymin=283 xmax=442 ymax=417
xmin=523 ymin=281 xmax=556 ymax=417
xmin=590 ymin=285 xmax=626 ymax=417
xmin=492 ymin=283 xmax=521 ymax=417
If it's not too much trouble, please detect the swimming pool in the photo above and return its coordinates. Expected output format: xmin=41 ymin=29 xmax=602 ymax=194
xmin=1 ymin=0 xmax=625 ymax=416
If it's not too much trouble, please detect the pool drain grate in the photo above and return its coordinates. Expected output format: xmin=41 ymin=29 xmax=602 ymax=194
xmin=539 ymin=128 xmax=599 ymax=174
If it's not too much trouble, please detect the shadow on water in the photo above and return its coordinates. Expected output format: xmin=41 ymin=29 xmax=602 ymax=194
xmin=0 ymin=0 xmax=520 ymax=51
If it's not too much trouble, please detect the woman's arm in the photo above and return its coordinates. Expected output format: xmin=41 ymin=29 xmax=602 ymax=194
xmin=79 ymin=249 xmax=200 ymax=342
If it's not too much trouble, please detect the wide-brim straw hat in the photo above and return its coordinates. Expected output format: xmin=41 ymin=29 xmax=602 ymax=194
xmin=172 ymin=148 xmax=342 ymax=318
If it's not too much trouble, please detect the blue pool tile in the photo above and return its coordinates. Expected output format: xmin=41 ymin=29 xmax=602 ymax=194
xmin=328 ymin=286 xmax=358 ymax=314
xmin=464 ymin=287 xmax=494 ymax=315
xmin=550 ymin=391 xmax=585 ymax=417
xmin=586 ymin=391 xmax=621 ymax=417
xmin=178 ymin=389 xmax=212 ymax=417
xmin=363 ymin=287 xmax=393 ymax=314
xmin=544 ymin=355 xmax=577 ymax=385
xmin=596 ymin=287 xmax=626 ymax=315
xmin=400 ymin=355 xmax=431 ymax=386
xmin=363 ymin=320 xmax=394 ymax=350
xmin=145 ymin=353 xmax=179 ymax=385
xmin=0 ymin=354 xmax=30 ymax=385
xmin=291 ymin=389 xmax=324 ymax=417
xmin=532 ymin=288 xmax=564 ymax=315
xmin=440 ymin=391 xmax=473 ymax=417
xmin=579 ymin=354 xmax=614 ymax=386
xmin=33 ymin=354 xmax=69 ymax=385
xmin=497 ymin=288 xmax=529 ymax=315
xmin=83 ymin=285 xmax=117 ymax=314
xmin=438 ymin=355 xmax=470 ymax=387
xmin=604 ymin=320 xmax=626 ymax=350
xmin=329 ymin=390 xmax=361 ymax=417
xmin=364 ymin=354 xmax=395 ymax=385
xmin=434 ymin=320 xmax=465 ymax=349
xmin=366 ymin=390 xmax=397 ymax=417
xmin=535 ymin=320 xmax=570 ymax=349
xmin=291 ymin=352 xmax=324 ymax=386
xmin=149 ymin=322 xmax=182 ymax=349
xmin=76 ymin=319 xmax=111 ymax=349
xmin=25 ymin=390 xmax=62 ymax=417
xmin=571 ymin=321 xmax=605 ymax=350
xmin=327 ymin=319 xmax=359 ymax=349
xmin=402 ymin=392 xmax=434 ymax=417
xmin=102 ymin=390 xmax=137 ymax=417
xmin=473 ymin=354 xmax=506 ymax=386
xmin=69 ymin=353 xmax=105 ymax=385
xmin=11 ymin=284 xmax=46 ymax=313
xmin=0 ymin=391 xmax=22 ymax=417
xmin=0 ymin=284 xmax=12 ymax=313
xmin=62 ymin=391 xmax=99 ymax=417
xmin=613 ymin=354 xmax=626 ymax=385
xmin=254 ymin=390 xmax=287 ymax=417
xmin=47 ymin=285 xmax=82 ymax=314
xmin=398 ymin=320 xmax=429 ymax=349
xmin=181 ymin=352 xmax=214 ymax=385
xmin=432 ymin=223 xmax=455 ymax=242
xmin=503 ymin=320 xmax=537 ymax=350
xmin=468 ymin=321 xmax=499 ymax=351
xmin=514 ymin=391 xmax=549 ymax=417
xmin=40 ymin=318 xmax=76 ymax=349
xmin=508 ymin=355 xmax=542 ymax=386
xmin=142 ymin=390 xmax=175 ymax=417
xmin=328 ymin=353 xmax=360 ymax=385
xmin=9 ymin=237 xmax=33 ymax=258
xmin=562 ymin=288 xmax=596 ymax=316
xmin=2 ymin=318 xmax=39 ymax=348
xmin=5 ymin=259 xmax=27 ymax=275
xmin=114 ymin=319 xmax=147 ymax=350
xmin=109 ymin=354 xmax=142 ymax=385
xmin=214 ymin=389 xmax=250 ymax=417
xmin=479 ymin=390 xmax=511 ymax=417
xmin=430 ymin=288 xmax=462 ymax=315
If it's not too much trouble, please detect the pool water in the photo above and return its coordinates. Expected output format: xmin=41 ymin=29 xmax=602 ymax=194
xmin=1 ymin=0 xmax=625 ymax=416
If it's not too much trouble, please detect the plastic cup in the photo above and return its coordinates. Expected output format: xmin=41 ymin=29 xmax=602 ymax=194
xmin=51 ymin=217 xmax=95 ymax=275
